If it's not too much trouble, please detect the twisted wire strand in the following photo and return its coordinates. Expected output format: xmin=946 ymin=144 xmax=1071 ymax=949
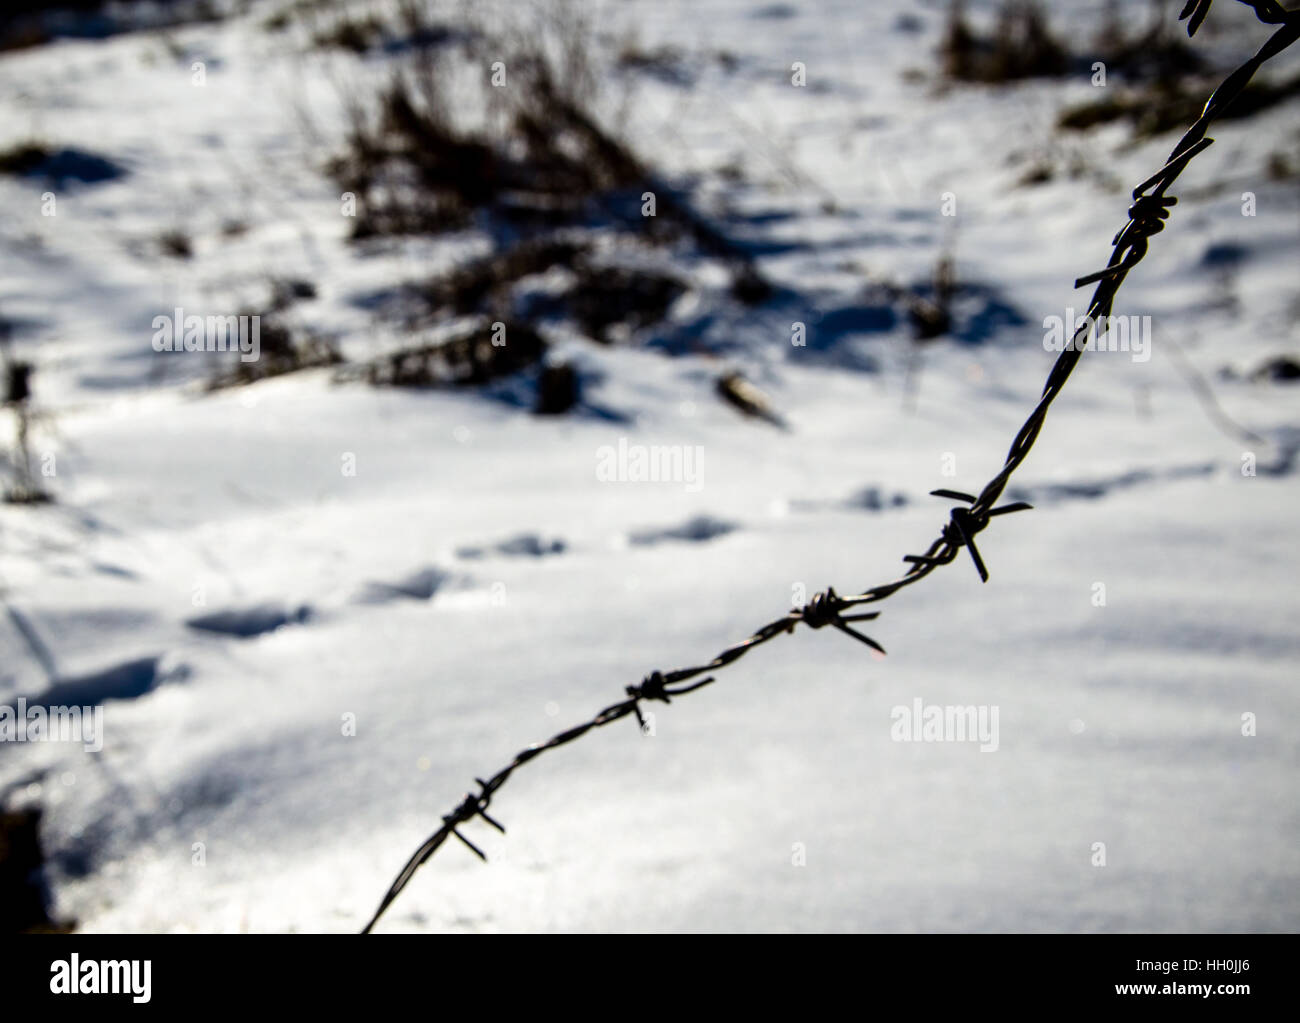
xmin=362 ymin=0 xmax=1299 ymax=933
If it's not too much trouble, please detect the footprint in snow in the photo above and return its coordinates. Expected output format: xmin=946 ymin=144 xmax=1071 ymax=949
xmin=353 ymin=566 xmax=450 ymax=604
xmin=788 ymin=485 xmax=909 ymax=513
xmin=1004 ymin=462 xmax=1214 ymax=504
xmin=24 ymin=655 xmax=189 ymax=710
xmin=456 ymin=533 xmax=566 ymax=559
xmin=185 ymin=603 xmax=312 ymax=638
xmin=627 ymin=515 xmax=738 ymax=547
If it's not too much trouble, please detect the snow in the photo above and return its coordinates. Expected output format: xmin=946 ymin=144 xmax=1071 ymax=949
xmin=0 ymin=0 xmax=1297 ymax=932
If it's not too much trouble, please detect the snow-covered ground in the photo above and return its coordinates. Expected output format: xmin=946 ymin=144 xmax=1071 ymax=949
xmin=1 ymin=0 xmax=1298 ymax=932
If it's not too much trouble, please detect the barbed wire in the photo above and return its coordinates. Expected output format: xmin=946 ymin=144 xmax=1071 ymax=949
xmin=361 ymin=0 xmax=1300 ymax=933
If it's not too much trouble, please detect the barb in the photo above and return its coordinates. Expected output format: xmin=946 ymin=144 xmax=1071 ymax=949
xmin=362 ymin=0 xmax=1299 ymax=933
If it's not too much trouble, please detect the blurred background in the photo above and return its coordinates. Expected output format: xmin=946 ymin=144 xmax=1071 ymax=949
xmin=0 ymin=0 xmax=1298 ymax=932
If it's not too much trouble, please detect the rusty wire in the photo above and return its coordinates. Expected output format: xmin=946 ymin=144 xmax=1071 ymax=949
xmin=362 ymin=0 xmax=1300 ymax=933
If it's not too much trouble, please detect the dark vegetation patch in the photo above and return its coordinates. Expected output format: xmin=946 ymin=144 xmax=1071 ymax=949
xmin=1042 ymin=1 xmax=1298 ymax=141
xmin=616 ymin=43 xmax=693 ymax=86
xmin=329 ymin=57 xmax=652 ymax=239
xmin=360 ymin=319 xmax=547 ymax=388
xmin=351 ymin=319 xmax=586 ymax=415
xmin=864 ymin=253 xmax=1026 ymax=347
xmin=565 ymin=264 xmax=686 ymax=343
xmin=1089 ymin=1 xmax=1206 ymax=85
xmin=940 ymin=0 xmax=1067 ymax=84
xmin=206 ymin=314 xmax=342 ymax=390
xmin=1058 ymin=71 xmax=1300 ymax=138
xmin=157 ymin=228 xmax=192 ymax=259
xmin=534 ymin=361 xmax=580 ymax=415
xmin=423 ymin=239 xmax=588 ymax=318
xmin=313 ymin=12 xmax=385 ymax=53
xmin=939 ymin=0 xmax=1221 ymax=106
xmin=0 ymin=806 xmax=71 ymax=932
xmin=1246 ymin=354 xmax=1300 ymax=383
xmin=0 ymin=0 xmax=221 ymax=52
xmin=0 ymin=143 xmax=53 ymax=175
xmin=269 ymin=277 xmax=318 ymax=311
xmin=304 ymin=1 xmax=465 ymax=56
xmin=514 ymin=257 xmax=688 ymax=344
xmin=328 ymin=11 xmax=772 ymax=377
xmin=3 ymin=359 xmax=54 ymax=504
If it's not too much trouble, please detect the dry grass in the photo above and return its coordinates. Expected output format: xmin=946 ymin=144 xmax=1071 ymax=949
xmin=940 ymin=0 xmax=1067 ymax=84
